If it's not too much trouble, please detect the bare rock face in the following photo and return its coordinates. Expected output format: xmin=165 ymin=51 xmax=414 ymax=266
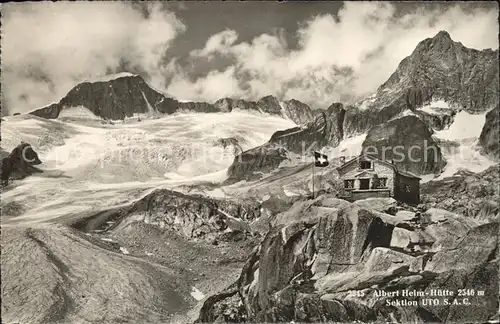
xmin=257 ymin=95 xmax=282 ymax=115
xmin=30 ymin=75 xmax=179 ymax=120
xmin=361 ymin=115 xmax=445 ymax=175
xmin=213 ymin=98 xmax=260 ymax=112
xmin=213 ymin=95 xmax=316 ymax=126
xmin=479 ymin=105 xmax=499 ymax=160
xmin=343 ymin=98 xmax=409 ymax=137
xmin=75 ymin=189 xmax=263 ymax=241
xmin=226 ymin=103 xmax=346 ymax=182
xmin=198 ymin=197 xmax=499 ymax=323
xmin=421 ymin=164 xmax=499 ymax=220
xmin=1 ymin=143 xmax=43 ymax=185
xmin=281 ymin=99 xmax=315 ymax=126
xmin=414 ymin=109 xmax=456 ymax=131
xmin=380 ymin=31 xmax=498 ymax=114
xmin=213 ymin=98 xmax=233 ymax=112
xmin=178 ymin=101 xmax=220 ymax=113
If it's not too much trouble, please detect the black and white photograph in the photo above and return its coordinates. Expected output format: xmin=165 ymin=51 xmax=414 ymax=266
xmin=1 ymin=1 xmax=499 ymax=323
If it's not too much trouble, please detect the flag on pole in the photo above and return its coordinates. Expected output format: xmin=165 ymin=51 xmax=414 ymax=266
xmin=314 ymin=151 xmax=329 ymax=167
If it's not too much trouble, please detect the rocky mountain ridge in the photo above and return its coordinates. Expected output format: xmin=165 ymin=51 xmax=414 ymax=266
xmin=226 ymin=31 xmax=499 ymax=181
xmin=28 ymin=76 xmax=316 ymax=126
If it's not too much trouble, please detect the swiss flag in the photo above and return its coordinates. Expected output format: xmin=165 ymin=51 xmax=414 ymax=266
xmin=314 ymin=151 xmax=329 ymax=167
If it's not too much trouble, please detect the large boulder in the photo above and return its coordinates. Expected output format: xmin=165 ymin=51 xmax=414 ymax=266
xmin=214 ymin=98 xmax=260 ymax=112
xmin=361 ymin=115 xmax=445 ymax=175
xmin=479 ymin=105 xmax=499 ymax=160
xmin=1 ymin=143 xmax=43 ymax=185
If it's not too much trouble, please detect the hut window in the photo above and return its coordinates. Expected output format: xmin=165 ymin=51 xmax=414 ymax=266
xmin=379 ymin=178 xmax=387 ymax=188
xmin=360 ymin=161 xmax=372 ymax=169
xmin=344 ymin=180 xmax=354 ymax=189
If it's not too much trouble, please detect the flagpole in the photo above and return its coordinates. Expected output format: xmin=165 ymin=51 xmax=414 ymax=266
xmin=312 ymin=155 xmax=315 ymax=199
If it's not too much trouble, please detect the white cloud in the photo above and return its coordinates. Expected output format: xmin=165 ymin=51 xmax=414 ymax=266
xmin=190 ymin=29 xmax=239 ymax=58
xmin=166 ymin=2 xmax=498 ymax=108
xmin=168 ymin=66 xmax=245 ymax=102
xmin=2 ymin=2 xmax=498 ymax=114
xmin=1 ymin=2 xmax=185 ymax=114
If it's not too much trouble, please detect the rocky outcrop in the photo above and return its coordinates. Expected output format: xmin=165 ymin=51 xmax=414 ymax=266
xmin=226 ymin=145 xmax=289 ymax=182
xmin=198 ymin=197 xmax=499 ymax=323
xmin=343 ymin=96 xmax=410 ymax=137
xmin=421 ymin=164 xmax=499 ymax=220
xmin=257 ymin=96 xmax=282 ymax=115
xmin=213 ymin=137 xmax=243 ymax=149
xmin=214 ymin=98 xmax=260 ymax=112
xmin=27 ymin=75 xmax=317 ymax=124
xmin=213 ymin=137 xmax=244 ymax=155
xmin=281 ymin=99 xmax=315 ymax=126
xmin=361 ymin=115 xmax=445 ymax=175
xmin=214 ymin=96 xmax=316 ymax=126
xmin=414 ymin=109 xmax=456 ymax=131
xmin=73 ymin=189 xmax=263 ymax=241
xmin=30 ymin=75 xmax=179 ymax=120
xmin=1 ymin=143 xmax=43 ymax=185
xmin=0 ymin=148 xmax=10 ymax=160
xmin=178 ymin=101 xmax=220 ymax=113
xmin=479 ymin=105 xmax=499 ymax=160
xmin=226 ymin=103 xmax=346 ymax=181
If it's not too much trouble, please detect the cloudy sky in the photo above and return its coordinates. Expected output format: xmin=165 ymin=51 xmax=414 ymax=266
xmin=1 ymin=1 xmax=498 ymax=115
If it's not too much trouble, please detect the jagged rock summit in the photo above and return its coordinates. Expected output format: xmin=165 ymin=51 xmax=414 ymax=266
xmin=377 ymin=30 xmax=498 ymax=114
xmin=30 ymin=74 xmax=179 ymax=120
xmin=348 ymin=30 xmax=498 ymax=136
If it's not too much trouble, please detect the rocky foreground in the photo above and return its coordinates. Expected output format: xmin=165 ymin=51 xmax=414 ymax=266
xmin=2 ymin=154 xmax=499 ymax=323
xmin=197 ymin=194 xmax=499 ymax=323
xmin=1 ymin=188 xmax=265 ymax=324
xmin=421 ymin=164 xmax=499 ymax=221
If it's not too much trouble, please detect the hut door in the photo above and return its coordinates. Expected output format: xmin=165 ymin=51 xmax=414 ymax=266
xmin=359 ymin=179 xmax=370 ymax=190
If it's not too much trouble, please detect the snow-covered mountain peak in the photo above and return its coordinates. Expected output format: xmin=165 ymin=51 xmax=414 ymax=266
xmin=81 ymin=72 xmax=139 ymax=83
